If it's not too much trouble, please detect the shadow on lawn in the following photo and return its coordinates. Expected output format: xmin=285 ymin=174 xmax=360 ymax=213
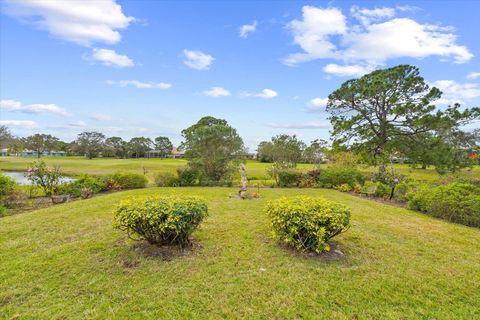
xmin=131 ymin=240 xmax=203 ymax=262
xmin=256 ymin=235 xmax=346 ymax=262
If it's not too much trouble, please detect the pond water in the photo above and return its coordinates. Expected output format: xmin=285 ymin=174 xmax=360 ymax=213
xmin=3 ymin=171 xmax=75 ymax=185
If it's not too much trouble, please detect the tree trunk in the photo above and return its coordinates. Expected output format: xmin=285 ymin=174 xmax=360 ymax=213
xmin=378 ymin=163 xmax=386 ymax=175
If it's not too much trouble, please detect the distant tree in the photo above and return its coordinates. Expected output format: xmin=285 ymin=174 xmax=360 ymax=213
xmin=256 ymin=135 xmax=306 ymax=165
xmin=54 ymin=140 xmax=70 ymax=153
xmin=74 ymin=131 xmax=105 ymax=159
xmin=327 ymin=64 xmax=480 ymax=174
xmin=0 ymin=125 xmax=13 ymax=149
xmin=128 ymin=137 xmax=153 ymax=158
xmin=303 ymin=139 xmax=328 ymax=164
xmin=8 ymin=138 xmax=25 ymax=155
xmin=256 ymin=141 xmax=274 ymax=162
xmin=154 ymin=136 xmax=173 ymax=158
xmin=400 ymin=129 xmax=478 ymax=173
xmin=105 ymin=136 xmax=128 ymax=158
xmin=24 ymin=134 xmax=59 ymax=158
xmin=180 ymin=116 xmax=244 ymax=181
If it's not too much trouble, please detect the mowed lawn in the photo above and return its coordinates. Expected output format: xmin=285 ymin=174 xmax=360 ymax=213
xmin=1 ymin=156 xmax=478 ymax=183
xmin=1 ymin=188 xmax=479 ymax=319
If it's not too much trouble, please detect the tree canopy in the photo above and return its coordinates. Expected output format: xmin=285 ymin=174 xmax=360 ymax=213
xmin=327 ymin=64 xmax=479 ymax=173
xmin=24 ymin=134 xmax=59 ymax=158
xmin=154 ymin=136 xmax=173 ymax=158
xmin=128 ymin=137 xmax=153 ymax=158
xmin=0 ymin=125 xmax=13 ymax=149
xmin=256 ymin=134 xmax=306 ymax=165
xmin=74 ymin=131 xmax=106 ymax=159
xmin=181 ymin=116 xmax=244 ymax=181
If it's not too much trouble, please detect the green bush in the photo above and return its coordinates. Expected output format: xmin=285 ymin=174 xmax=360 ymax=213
xmin=67 ymin=174 xmax=105 ymax=197
xmin=319 ymin=168 xmax=365 ymax=189
xmin=0 ymin=204 xmax=7 ymax=217
xmin=393 ymin=180 xmax=419 ymax=202
xmin=114 ymin=196 xmax=208 ymax=247
xmin=176 ymin=166 xmax=198 ymax=186
xmin=407 ymin=183 xmax=480 ymax=227
xmin=265 ymin=196 xmax=351 ymax=253
xmin=374 ymin=182 xmax=391 ymax=198
xmin=107 ymin=172 xmax=148 ymax=189
xmin=26 ymin=161 xmax=63 ymax=196
xmin=406 ymin=184 xmax=433 ymax=212
xmin=0 ymin=173 xmax=25 ymax=209
xmin=154 ymin=172 xmax=178 ymax=187
xmin=277 ymin=169 xmax=302 ymax=187
xmin=298 ymin=169 xmax=321 ymax=188
xmin=336 ymin=183 xmax=352 ymax=192
xmin=0 ymin=173 xmax=16 ymax=197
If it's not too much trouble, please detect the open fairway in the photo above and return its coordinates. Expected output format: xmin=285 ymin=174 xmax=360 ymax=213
xmin=1 ymin=156 xmax=478 ymax=183
xmin=1 ymin=187 xmax=479 ymax=319
xmin=0 ymin=156 xmax=315 ymax=183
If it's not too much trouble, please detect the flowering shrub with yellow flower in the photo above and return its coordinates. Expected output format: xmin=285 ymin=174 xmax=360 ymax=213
xmin=265 ymin=196 xmax=350 ymax=253
xmin=114 ymin=196 xmax=208 ymax=247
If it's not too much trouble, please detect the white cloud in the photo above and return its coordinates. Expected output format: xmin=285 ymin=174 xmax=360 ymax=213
xmin=284 ymin=6 xmax=347 ymax=65
xmin=323 ymin=63 xmax=374 ymax=77
xmin=90 ymin=114 xmax=112 ymax=121
xmin=0 ymin=99 xmax=70 ymax=116
xmin=432 ymin=80 xmax=480 ymax=105
xmin=307 ymin=97 xmax=328 ymax=110
xmin=3 ymin=0 xmax=134 ymax=46
xmin=466 ymin=72 xmax=480 ymax=80
xmin=239 ymin=21 xmax=257 ymax=38
xmin=203 ymin=87 xmax=231 ymax=97
xmin=69 ymin=120 xmax=87 ymax=127
xmin=106 ymin=80 xmax=172 ymax=89
xmin=351 ymin=6 xmax=395 ymax=25
xmin=0 ymin=120 xmax=38 ymax=130
xmin=48 ymin=120 xmax=88 ymax=130
xmin=396 ymin=5 xmax=421 ymax=13
xmin=183 ymin=50 xmax=214 ymax=70
xmin=255 ymin=89 xmax=278 ymax=99
xmin=91 ymin=48 xmax=134 ymax=67
xmin=285 ymin=6 xmax=473 ymax=69
xmin=268 ymin=121 xmax=330 ymax=129
xmin=341 ymin=18 xmax=472 ymax=65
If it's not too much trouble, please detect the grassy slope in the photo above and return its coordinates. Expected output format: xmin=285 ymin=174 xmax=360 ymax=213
xmin=1 ymin=187 xmax=479 ymax=319
xmin=1 ymin=156 xmax=478 ymax=183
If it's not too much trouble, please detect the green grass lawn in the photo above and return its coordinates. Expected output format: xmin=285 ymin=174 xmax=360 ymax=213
xmin=1 ymin=187 xmax=479 ymax=319
xmin=1 ymin=156 xmax=478 ymax=183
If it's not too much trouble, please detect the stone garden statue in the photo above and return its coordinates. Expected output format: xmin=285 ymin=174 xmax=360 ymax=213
xmin=239 ymin=163 xmax=248 ymax=198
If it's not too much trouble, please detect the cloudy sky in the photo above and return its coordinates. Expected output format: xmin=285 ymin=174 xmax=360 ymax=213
xmin=1 ymin=0 xmax=479 ymax=150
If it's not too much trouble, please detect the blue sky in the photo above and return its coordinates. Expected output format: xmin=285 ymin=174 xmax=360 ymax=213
xmin=1 ymin=0 xmax=479 ymax=151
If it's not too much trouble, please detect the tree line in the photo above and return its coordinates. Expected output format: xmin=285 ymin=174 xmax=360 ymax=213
xmin=0 ymin=129 xmax=174 ymax=159
xmin=1 ymin=65 xmax=478 ymax=180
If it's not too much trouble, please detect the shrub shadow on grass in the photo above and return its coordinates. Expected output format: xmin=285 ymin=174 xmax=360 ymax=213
xmin=280 ymin=242 xmax=346 ymax=262
xmin=132 ymin=240 xmax=202 ymax=261
xmin=257 ymin=235 xmax=346 ymax=262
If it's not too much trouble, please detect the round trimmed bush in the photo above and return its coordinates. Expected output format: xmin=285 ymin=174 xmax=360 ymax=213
xmin=265 ymin=196 xmax=351 ymax=253
xmin=114 ymin=196 xmax=208 ymax=247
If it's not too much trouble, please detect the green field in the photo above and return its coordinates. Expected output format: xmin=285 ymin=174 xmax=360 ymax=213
xmin=1 ymin=156 xmax=478 ymax=183
xmin=1 ymin=187 xmax=479 ymax=319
